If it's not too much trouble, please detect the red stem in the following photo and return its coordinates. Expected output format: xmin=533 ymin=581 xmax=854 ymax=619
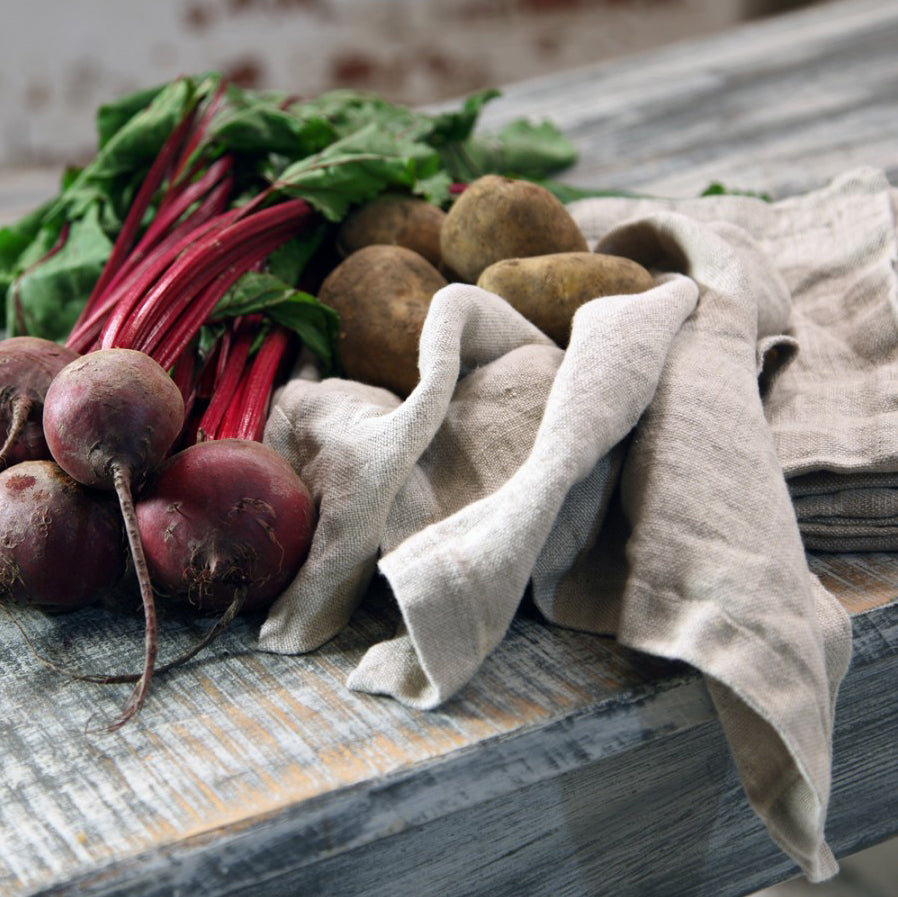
xmin=197 ymin=326 xmax=231 ymax=403
xmin=117 ymin=156 xmax=234 ymax=281
xmin=169 ymin=78 xmax=229 ymax=188
xmin=196 ymin=318 xmax=257 ymax=441
xmin=80 ymin=105 xmax=197 ymax=320
xmin=67 ymin=177 xmax=236 ymax=353
xmin=219 ymin=325 xmax=292 ymax=441
xmin=103 ymin=199 xmax=312 ymax=358
xmin=92 ymin=204 xmax=243 ymax=352
xmin=138 ymin=219 xmax=302 ymax=369
xmin=169 ymin=345 xmax=196 ymax=405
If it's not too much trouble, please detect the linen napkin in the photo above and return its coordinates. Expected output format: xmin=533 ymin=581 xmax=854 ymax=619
xmin=788 ymin=471 xmax=898 ymax=551
xmin=569 ymin=167 xmax=898 ymax=550
xmin=259 ymin=167 xmax=898 ymax=880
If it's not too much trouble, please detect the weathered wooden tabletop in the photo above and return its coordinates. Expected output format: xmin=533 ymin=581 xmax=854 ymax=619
xmin=3 ymin=1 xmax=898 ymax=895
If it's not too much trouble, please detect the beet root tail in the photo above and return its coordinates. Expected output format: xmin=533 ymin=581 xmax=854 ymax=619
xmin=106 ymin=464 xmax=158 ymax=732
xmin=0 ymin=394 xmax=33 ymax=469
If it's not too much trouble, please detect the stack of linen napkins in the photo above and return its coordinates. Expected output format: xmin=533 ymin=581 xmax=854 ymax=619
xmin=261 ymin=167 xmax=898 ymax=881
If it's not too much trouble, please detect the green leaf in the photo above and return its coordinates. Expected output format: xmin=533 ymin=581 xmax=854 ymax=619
xmin=47 ymin=76 xmax=199 ymax=232
xmin=267 ymin=296 xmax=341 ymax=375
xmin=211 ymin=270 xmax=340 ymax=374
xmin=448 ymin=119 xmax=578 ymax=181
xmin=425 ymin=89 xmax=502 ymax=144
xmin=412 ymin=169 xmax=453 ymax=205
xmin=95 ymin=83 xmax=167 ymax=149
xmin=197 ymin=321 xmax=226 ymax=362
xmin=300 ymin=90 xmax=425 ymax=141
xmin=209 ymin=83 xmax=337 ymax=158
xmin=701 ymin=181 xmax=772 ymax=202
xmin=266 ymin=224 xmax=330 ymax=287
xmin=6 ymin=205 xmax=113 ymax=340
xmin=0 ymin=199 xmax=56 ymax=307
xmin=274 ymin=123 xmax=441 ymax=220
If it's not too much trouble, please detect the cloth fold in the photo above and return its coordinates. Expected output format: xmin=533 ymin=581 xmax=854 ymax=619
xmin=570 ymin=166 xmax=898 ymax=550
xmin=262 ymin=167 xmax=898 ymax=881
xmin=789 ymin=470 xmax=898 ymax=551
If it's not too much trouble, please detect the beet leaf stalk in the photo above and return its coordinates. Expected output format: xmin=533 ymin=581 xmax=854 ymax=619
xmin=195 ymin=317 xmax=258 ymax=442
xmin=100 ymin=198 xmax=313 ymax=367
xmin=217 ymin=324 xmax=293 ymax=441
xmin=66 ymin=189 xmax=237 ymax=355
xmin=81 ymin=105 xmax=199 ymax=314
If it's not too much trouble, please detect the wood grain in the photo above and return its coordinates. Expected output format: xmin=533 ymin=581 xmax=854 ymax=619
xmin=467 ymin=0 xmax=898 ymax=201
xmin=2 ymin=1 xmax=898 ymax=895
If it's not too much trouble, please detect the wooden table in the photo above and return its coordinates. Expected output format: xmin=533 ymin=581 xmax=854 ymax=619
xmin=3 ymin=1 xmax=898 ymax=895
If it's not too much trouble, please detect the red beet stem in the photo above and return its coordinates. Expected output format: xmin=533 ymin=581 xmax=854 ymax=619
xmin=219 ymin=325 xmax=292 ymax=441
xmin=170 ymin=344 xmax=196 ymax=404
xmin=92 ymin=206 xmax=242 ymax=352
xmin=111 ymin=155 xmax=235 ymax=289
xmin=139 ymin=219 xmax=303 ymax=369
xmin=196 ymin=318 xmax=257 ymax=441
xmin=82 ymin=105 xmax=197 ymax=317
xmin=103 ymin=199 xmax=312 ymax=359
xmin=67 ymin=184 xmax=237 ymax=354
xmin=168 ymin=77 xmax=229 ymax=187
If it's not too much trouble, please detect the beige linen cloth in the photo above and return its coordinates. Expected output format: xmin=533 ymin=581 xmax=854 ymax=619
xmin=262 ymin=167 xmax=898 ymax=881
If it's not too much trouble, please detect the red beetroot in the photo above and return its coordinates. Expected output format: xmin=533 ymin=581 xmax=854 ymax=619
xmin=42 ymin=348 xmax=185 ymax=728
xmin=136 ymin=439 xmax=316 ymax=613
xmin=0 ymin=460 xmax=126 ymax=611
xmin=0 ymin=337 xmax=80 ymax=469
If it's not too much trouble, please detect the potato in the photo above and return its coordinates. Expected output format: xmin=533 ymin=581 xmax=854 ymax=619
xmin=318 ymin=244 xmax=447 ymax=397
xmin=336 ymin=193 xmax=447 ymax=268
xmin=440 ymin=174 xmax=588 ymax=282
xmin=477 ymin=251 xmax=655 ymax=346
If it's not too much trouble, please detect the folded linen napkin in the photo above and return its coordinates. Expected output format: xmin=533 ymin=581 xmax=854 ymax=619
xmin=569 ymin=167 xmax=898 ymax=551
xmin=261 ymin=167 xmax=898 ymax=880
xmin=788 ymin=471 xmax=898 ymax=551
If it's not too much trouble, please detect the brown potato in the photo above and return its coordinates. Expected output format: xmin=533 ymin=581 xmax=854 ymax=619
xmin=440 ymin=175 xmax=588 ymax=283
xmin=336 ymin=193 xmax=447 ymax=268
xmin=318 ymin=244 xmax=447 ymax=397
xmin=477 ymin=252 xmax=655 ymax=346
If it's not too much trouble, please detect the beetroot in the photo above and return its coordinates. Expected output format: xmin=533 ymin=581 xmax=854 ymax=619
xmin=0 ymin=460 xmax=125 ymax=611
xmin=0 ymin=337 xmax=79 ymax=468
xmin=42 ymin=348 xmax=185 ymax=727
xmin=136 ymin=439 xmax=316 ymax=613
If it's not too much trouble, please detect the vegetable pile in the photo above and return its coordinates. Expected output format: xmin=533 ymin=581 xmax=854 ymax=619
xmin=0 ymin=73 xmax=580 ymax=729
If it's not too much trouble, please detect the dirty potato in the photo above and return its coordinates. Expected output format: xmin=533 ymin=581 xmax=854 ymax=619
xmin=440 ymin=175 xmax=588 ymax=282
xmin=336 ymin=193 xmax=447 ymax=268
xmin=318 ymin=244 xmax=447 ymax=397
xmin=477 ymin=251 xmax=655 ymax=346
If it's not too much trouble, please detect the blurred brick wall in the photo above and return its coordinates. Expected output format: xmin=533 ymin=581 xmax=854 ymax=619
xmin=0 ymin=0 xmax=815 ymax=167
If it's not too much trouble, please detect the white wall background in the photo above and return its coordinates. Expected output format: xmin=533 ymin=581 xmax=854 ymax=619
xmin=0 ymin=0 xmax=761 ymax=169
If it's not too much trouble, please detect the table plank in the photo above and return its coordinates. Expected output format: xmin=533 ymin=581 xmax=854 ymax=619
xmin=467 ymin=0 xmax=898 ymax=201
xmin=2 ymin=1 xmax=898 ymax=895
